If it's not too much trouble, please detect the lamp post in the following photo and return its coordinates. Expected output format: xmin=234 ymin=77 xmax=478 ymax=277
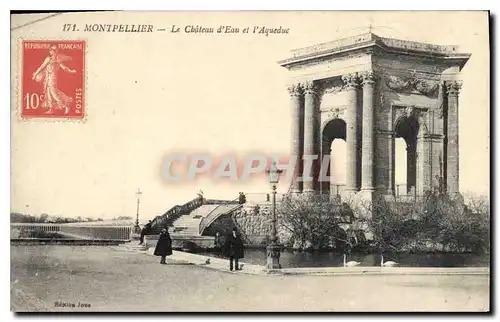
xmin=266 ymin=161 xmax=283 ymax=270
xmin=134 ymin=188 xmax=142 ymax=234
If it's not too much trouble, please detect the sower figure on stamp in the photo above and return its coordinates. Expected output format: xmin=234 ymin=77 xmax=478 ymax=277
xmin=139 ymin=220 xmax=152 ymax=245
xmin=154 ymin=228 xmax=172 ymax=265
xmin=32 ymin=45 xmax=76 ymax=114
xmin=224 ymin=227 xmax=245 ymax=271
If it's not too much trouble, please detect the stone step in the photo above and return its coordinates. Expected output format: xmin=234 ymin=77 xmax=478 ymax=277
xmin=175 ymin=217 xmax=201 ymax=221
xmin=173 ymin=223 xmax=200 ymax=228
xmin=173 ymin=220 xmax=200 ymax=225
xmin=174 ymin=218 xmax=201 ymax=223
xmin=173 ymin=231 xmax=199 ymax=235
xmin=171 ymin=232 xmax=201 ymax=236
xmin=172 ymin=222 xmax=200 ymax=226
xmin=173 ymin=226 xmax=199 ymax=230
xmin=118 ymin=242 xmax=148 ymax=252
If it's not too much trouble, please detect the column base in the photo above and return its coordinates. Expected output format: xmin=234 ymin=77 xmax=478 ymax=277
xmin=342 ymin=188 xmax=359 ymax=201
xmin=329 ymin=193 xmax=342 ymax=204
xmin=266 ymin=244 xmax=282 ymax=270
xmin=359 ymin=188 xmax=376 ymax=203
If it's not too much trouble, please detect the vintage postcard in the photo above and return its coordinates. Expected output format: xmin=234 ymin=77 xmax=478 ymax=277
xmin=10 ymin=11 xmax=490 ymax=312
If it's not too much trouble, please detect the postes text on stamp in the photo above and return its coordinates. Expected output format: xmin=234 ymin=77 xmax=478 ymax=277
xmin=21 ymin=40 xmax=85 ymax=119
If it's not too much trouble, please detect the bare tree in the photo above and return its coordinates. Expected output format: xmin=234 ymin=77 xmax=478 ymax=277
xmin=278 ymin=193 xmax=355 ymax=250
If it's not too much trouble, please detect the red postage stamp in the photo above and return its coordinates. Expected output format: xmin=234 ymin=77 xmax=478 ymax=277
xmin=21 ymin=40 xmax=85 ymax=119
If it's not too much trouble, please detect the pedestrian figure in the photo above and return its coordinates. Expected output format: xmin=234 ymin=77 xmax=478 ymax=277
xmin=139 ymin=220 xmax=152 ymax=245
xmin=215 ymin=232 xmax=221 ymax=248
xmin=238 ymin=192 xmax=246 ymax=204
xmin=154 ymin=228 xmax=172 ymax=264
xmin=224 ymin=227 xmax=245 ymax=271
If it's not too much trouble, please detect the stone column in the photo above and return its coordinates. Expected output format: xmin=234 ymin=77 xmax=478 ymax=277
xmin=361 ymin=71 xmax=375 ymax=192
xmin=445 ymin=81 xmax=462 ymax=194
xmin=417 ymin=133 xmax=431 ymax=195
xmin=342 ymin=73 xmax=360 ymax=192
xmin=288 ymin=84 xmax=303 ymax=193
xmin=302 ymin=81 xmax=317 ymax=193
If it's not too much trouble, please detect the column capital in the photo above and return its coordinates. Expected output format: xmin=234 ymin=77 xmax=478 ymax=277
xmin=302 ymin=80 xmax=318 ymax=95
xmin=341 ymin=73 xmax=361 ymax=90
xmin=286 ymin=83 xmax=302 ymax=97
xmin=445 ymin=80 xmax=463 ymax=96
xmin=360 ymin=70 xmax=377 ymax=86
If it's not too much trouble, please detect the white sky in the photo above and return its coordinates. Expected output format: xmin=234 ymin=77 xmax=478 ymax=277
xmin=10 ymin=11 xmax=489 ymax=220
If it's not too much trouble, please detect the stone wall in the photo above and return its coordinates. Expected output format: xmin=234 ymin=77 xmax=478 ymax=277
xmin=145 ymin=234 xmax=215 ymax=250
xmin=206 ymin=202 xmax=292 ymax=246
xmin=234 ymin=204 xmax=271 ymax=245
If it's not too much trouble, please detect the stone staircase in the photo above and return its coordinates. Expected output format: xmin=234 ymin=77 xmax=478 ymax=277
xmin=170 ymin=205 xmax=219 ymax=235
xmin=146 ymin=197 xmax=243 ymax=250
xmin=149 ymin=197 xmax=204 ymax=235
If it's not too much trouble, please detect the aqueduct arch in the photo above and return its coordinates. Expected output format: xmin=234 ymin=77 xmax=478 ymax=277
xmin=280 ymin=32 xmax=470 ymax=199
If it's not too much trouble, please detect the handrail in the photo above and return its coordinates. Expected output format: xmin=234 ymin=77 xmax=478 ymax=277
xmin=199 ymin=196 xmax=242 ymax=235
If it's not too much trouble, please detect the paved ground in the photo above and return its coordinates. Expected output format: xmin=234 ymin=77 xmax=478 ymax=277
xmin=10 ymin=245 xmax=490 ymax=312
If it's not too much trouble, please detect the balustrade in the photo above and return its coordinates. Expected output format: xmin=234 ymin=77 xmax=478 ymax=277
xmin=11 ymin=223 xmax=132 ymax=240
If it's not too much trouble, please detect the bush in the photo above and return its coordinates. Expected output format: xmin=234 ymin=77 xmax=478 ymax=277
xmin=277 ymin=190 xmax=490 ymax=254
xmin=366 ymin=191 xmax=490 ymax=254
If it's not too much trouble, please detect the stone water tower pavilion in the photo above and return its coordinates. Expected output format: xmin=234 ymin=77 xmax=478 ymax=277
xmin=279 ymin=32 xmax=470 ymax=199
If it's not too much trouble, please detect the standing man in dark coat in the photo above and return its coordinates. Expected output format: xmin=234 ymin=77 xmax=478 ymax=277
xmin=139 ymin=220 xmax=152 ymax=245
xmin=224 ymin=227 xmax=245 ymax=271
xmin=154 ymin=228 xmax=173 ymax=264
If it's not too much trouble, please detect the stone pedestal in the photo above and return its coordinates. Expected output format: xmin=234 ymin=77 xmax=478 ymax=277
xmin=266 ymin=244 xmax=282 ymax=269
xmin=358 ymin=189 xmax=375 ymax=203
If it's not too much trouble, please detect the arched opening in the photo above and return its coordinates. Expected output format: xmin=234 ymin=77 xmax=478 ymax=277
xmin=395 ymin=138 xmax=407 ymax=195
xmin=394 ymin=116 xmax=419 ymax=196
xmin=321 ymin=118 xmax=346 ymax=197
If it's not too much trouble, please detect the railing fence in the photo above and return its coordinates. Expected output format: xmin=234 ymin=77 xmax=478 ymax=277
xmin=11 ymin=223 xmax=133 ymax=241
